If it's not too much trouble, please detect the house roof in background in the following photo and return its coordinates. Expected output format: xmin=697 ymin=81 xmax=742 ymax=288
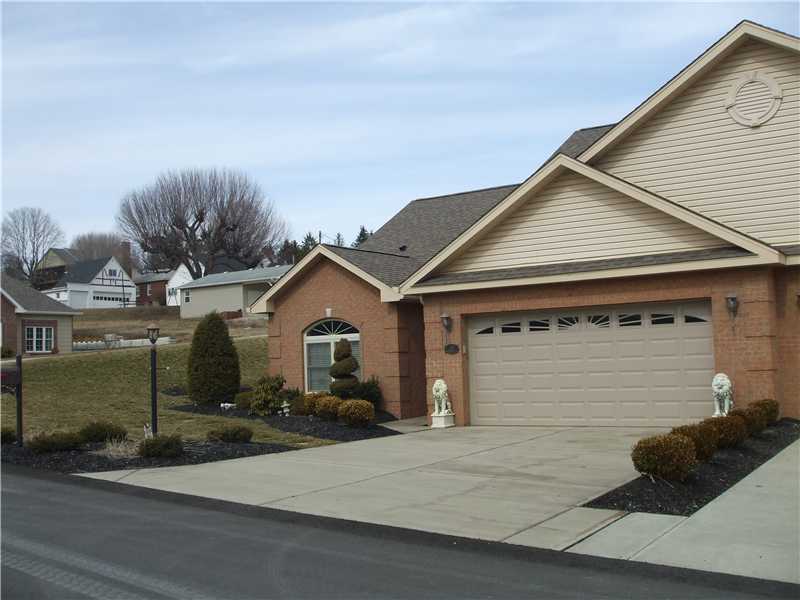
xmin=1 ymin=276 xmax=80 ymax=314
xmin=207 ymin=254 xmax=249 ymax=274
xmin=180 ymin=265 xmax=291 ymax=290
xmin=50 ymin=247 xmax=79 ymax=265
xmin=134 ymin=269 xmax=177 ymax=284
xmin=55 ymin=256 xmax=115 ymax=285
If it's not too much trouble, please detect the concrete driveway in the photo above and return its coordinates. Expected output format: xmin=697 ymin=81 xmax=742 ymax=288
xmin=83 ymin=426 xmax=660 ymax=547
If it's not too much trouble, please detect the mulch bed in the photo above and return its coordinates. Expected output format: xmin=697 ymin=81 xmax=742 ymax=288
xmin=1 ymin=440 xmax=292 ymax=474
xmin=586 ymin=418 xmax=800 ymax=516
xmin=171 ymin=403 xmax=401 ymax=442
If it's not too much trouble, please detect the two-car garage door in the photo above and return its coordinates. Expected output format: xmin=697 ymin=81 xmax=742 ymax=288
xmin=468 ymin=302 xmax=714 ymax=426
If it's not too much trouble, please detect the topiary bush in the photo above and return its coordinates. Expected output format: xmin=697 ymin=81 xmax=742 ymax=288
xmin=315 ymin=395 xmax=344 ymax=421
xmin=752 ymin=399 xmax=780 ymax=425
xmin=139 ymin=434 xmax=183 ymax=458
xmin=79 ymin=420 xmax=128 ymax=444
xmin=672 ymin=422 xmax=718 ymax=462
xmin=188 ymin=312 xmax=241 ymax=405
xmin=1 ymin=427 xmax=17 ymax=445
xmin=329 ymin=339 xmax=358 ymax=398
xmin=352 ymin=376 xmax=382 ymax=406
xmin=250 ymin=374 xmax=286 ymax=416
xmin=27 ymin=431 xmax=84 ymax=454
xmin=728 ymin=407 xmax=767 ymax=436
xmin=206 ymin=425 xmax=253 ymax=443
xmin=338 ymin=399 xmax=375 ymax=428
xmin=631 ymin=433 xmax=697 ymax=481
xmin=714 ymin=414 xmax=748 ymax=448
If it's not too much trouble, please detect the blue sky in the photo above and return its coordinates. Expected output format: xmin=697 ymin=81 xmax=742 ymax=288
xmin=3 ymin=2 xmax=798 ymax=246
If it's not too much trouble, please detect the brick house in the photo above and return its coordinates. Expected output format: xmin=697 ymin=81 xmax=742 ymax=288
xmin=2 ymin=276 xmax=80 ymax=355
xmin=251 ymin=21 xmax=800 ymax=424
xmin=134 ymin=265 xmax=193 ymax=306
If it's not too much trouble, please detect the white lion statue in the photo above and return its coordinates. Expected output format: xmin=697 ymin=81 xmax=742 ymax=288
xmin=432 ymin=379 xmax=453 ymax=416
xmin=712 ymin=373 xmax=733 ymax=416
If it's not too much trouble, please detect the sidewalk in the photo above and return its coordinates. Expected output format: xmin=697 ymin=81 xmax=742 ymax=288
xmin=570 ymin=440 xmax=800 ymax=584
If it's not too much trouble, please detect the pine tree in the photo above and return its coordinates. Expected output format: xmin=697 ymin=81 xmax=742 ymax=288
xmin=188 ymin=313 xmax=241 ymax=404
xmin=297 ymin=232 xmax=318 ymax=260
xmin=352 ymin=226 xmax=371 ymax=247
xmin=329 ymin=339 xmax=359 ymax=398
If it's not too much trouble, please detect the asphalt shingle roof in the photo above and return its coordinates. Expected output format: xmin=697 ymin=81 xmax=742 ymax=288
xmin=134 ymin=269 xmax=176 ymax=284
xmin=1 ymin=276 xmax=80 ymax=314
xmin=335 ymin=124 xmax=615 ymax=286
xmin=56 ymin=256 xmax=114 ymax=285
xmin=180 ymin=265 xmax=291 ymax=290
xmin=416 ymin=247 xmax=753 ymax=287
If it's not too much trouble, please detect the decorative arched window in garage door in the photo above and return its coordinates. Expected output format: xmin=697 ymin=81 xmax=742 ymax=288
xmin=303 ymin=320 xmax=361 ymax=392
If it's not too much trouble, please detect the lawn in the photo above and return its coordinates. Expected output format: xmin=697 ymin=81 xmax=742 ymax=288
xmin=74 ymin=306 xmax=267 ymax=343
xmin=1 ymin=336 xmax=327 ymax=448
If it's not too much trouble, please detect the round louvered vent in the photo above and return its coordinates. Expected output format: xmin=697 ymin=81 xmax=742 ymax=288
xmin=726 ymin=71 xmax=782 ymax=127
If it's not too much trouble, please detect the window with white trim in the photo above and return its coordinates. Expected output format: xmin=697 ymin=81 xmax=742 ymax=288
xmin=184 ymin=290 xmax=191 ymax=303
xmin=304 ymin=320 xmax=361 ymax=392
xmin=25 ymin=326 xmax=54 ymax=353
xmin=146 ymin=283 xmax=152 ymax=297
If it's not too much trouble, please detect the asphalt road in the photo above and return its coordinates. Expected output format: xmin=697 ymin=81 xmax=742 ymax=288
xmin=1 ymin=466 xmax=796 ymax=600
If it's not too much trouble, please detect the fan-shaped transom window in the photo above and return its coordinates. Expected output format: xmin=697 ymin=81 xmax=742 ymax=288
xmin=306 ymin=320 xmax=359 ymax=336
xmin=304 ymin=320 xmax=361 ymax=392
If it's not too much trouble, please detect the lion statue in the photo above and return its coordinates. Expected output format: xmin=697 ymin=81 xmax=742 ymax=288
xmin=432 ymin=379 xmax=453 ymax=416
xmin=712 ymin=373 xmax=733 ymax=417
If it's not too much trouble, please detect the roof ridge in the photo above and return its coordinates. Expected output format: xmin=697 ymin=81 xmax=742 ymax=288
xmin=324 ymin=244 xmax=410 ymax=259
xmin=574 ymin=123 xmax=617 ymax=132
xmin=410 ymin=183 xmax=519 ymax=204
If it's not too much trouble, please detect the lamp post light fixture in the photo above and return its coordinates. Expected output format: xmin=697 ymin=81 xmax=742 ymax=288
xmin=147 ymin=323 xmax=160 ymax=435
xmin=440 ymin=313 xmax=453 ymax=332
xmin=725 ymin=294 xmax=739 ymax=318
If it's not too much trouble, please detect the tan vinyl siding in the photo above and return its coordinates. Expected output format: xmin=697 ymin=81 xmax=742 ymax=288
xmin=443 ymin=172 xmax=727 ymax=274
xmin=597 ymin=40 xmax=800 ymax=246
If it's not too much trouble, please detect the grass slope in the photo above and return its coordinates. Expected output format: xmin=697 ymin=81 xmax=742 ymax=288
xmin=1 ymin=337 xmax=325 ymax=447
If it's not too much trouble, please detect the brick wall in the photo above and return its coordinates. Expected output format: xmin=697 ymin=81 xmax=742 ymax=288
xmin=136 ymin=280 xmax=167 ymax=306
xmin=268 ymin=258 xmax=426 ymax=418
xmin=1 ymin=296 xmax=18 ymax=353
xmin=422 ymin=265 xmax=798 ymax=424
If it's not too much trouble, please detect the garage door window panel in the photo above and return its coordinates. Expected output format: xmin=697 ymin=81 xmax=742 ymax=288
xmin=618 ymin=313 xmax=643 ymax=327
xmin=557 ymin=316 xmax=580 ymax=331
xmin=587 ymin=314 xmax=610 ymax=328
xmin=528 ymin=318 xmax=551 ymax=332
xmin=500 ymin=322 xmax=522 ymax=334
xmin=651 ymin=312 xmax=676 ymax=325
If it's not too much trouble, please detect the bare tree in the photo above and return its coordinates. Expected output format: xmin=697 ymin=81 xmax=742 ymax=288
xmin=1 ymin=207 xmax=64 ymax=279
xmin=117 ymin=169 xmax=288 ymax=279
xmin=70 ymin=231 xmax=141 ymax=273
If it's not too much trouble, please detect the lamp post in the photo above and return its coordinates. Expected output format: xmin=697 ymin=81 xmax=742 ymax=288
xmin=147 ymin=323 xmax=160 ymax=436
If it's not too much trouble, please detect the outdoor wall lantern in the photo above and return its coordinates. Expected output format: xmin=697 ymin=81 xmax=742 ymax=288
xmin=440 ymin=313 xmax=452 ymax=332
xmin=146 ymin=323 xmax=160 ymax=435
xmin=725 ymin=294 xmax=739 ymax=318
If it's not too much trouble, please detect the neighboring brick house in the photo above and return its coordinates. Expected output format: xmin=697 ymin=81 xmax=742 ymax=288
xmin=134 ymin=265 xmax=192 ymax=306
xmin=251 ymin=21 xmax=800 ymax=424
xmin=1 ymin=276 xmax=80 ymax=355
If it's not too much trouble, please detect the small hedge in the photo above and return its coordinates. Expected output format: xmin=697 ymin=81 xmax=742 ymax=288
xmin=139 ymin=434 xmax=183 ymax=458
xmin=235 ymin=391 xmax=254 ymax=411
xmin=79 ymin=421 xmax=128 ymax=443
xmin=714 ymin=414 xmax=748 ymax=448
xmin=672 ymin=422 xmax=718 ymax=462
xmin=753 ymin=399 xmax=780 ymax=425
xmin=728 ymin=407 xmax=767 ymax=436
xmin=315 ymin=395 xmax=344 ymax=421
xmin=1 ymin=427 xmax=17 ymax=445
xmin=206 ymin=425 xmax=253 ymax=443
xmin=350 ymin=377 xmax=382 ymax=406
xmin=631 ymin=433 xmax=697 ymax=481
xmin=250 ymin=375 xmax=286 ymax=416
xmin=28 ymin=431 xmax=84 ymax=454
xmin=338 ymin=399 xmax=375 ymax=428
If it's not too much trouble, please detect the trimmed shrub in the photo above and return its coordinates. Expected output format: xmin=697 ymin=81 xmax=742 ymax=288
xmin=1 ymin=346 xmax=14 ymax=359
xmin=303 ymin=392 xmax=328 ymax=416
xmin=315 ymin=395 xmax=344 ymax=421
xmin=672 ymin=423 xmax=718 ymax=462
xmin=235 ymin=390 xmax=254 ymax=411
xmin=352 ymin=377 xmax=382 ymax=406
xmin=250 ymin=375 xmax=286 ymax=416
xmin=28 ymin=431 xmax=84 ymax=454
xmin=631 ymin=433 xmax=697 ymax=481
xmin=729 ymin=407 xmax=767 ymax=436
xmin=206 ymin=425 xmax=253 ymax=443
xmin=338 ymin=399 xmax=375 ymax=428
xmin=79 ymin=421 xmax=128 ymax=444
xmin=139 ymin=434 xmax=183 ymax=458
xmin=1 ymin=427 xmax=17 ymax=445
xmin=714 ymin=414 xmax=748 ymax=448
xmin=329 ymin=339 xmax=358 ymax=398
xmin=188 ymin=313 xmax=241 ymax=404
xmin=753 ymin=399 xmax=780 ymax=425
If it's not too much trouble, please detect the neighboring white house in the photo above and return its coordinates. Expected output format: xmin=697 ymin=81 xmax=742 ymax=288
xmin=134 ymin=264 xmax=193 ymax=306
xmin=179 ymin=265 xmax=290 ymax=319
xmin=41 ymin=256 xmax=136 ymax=309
